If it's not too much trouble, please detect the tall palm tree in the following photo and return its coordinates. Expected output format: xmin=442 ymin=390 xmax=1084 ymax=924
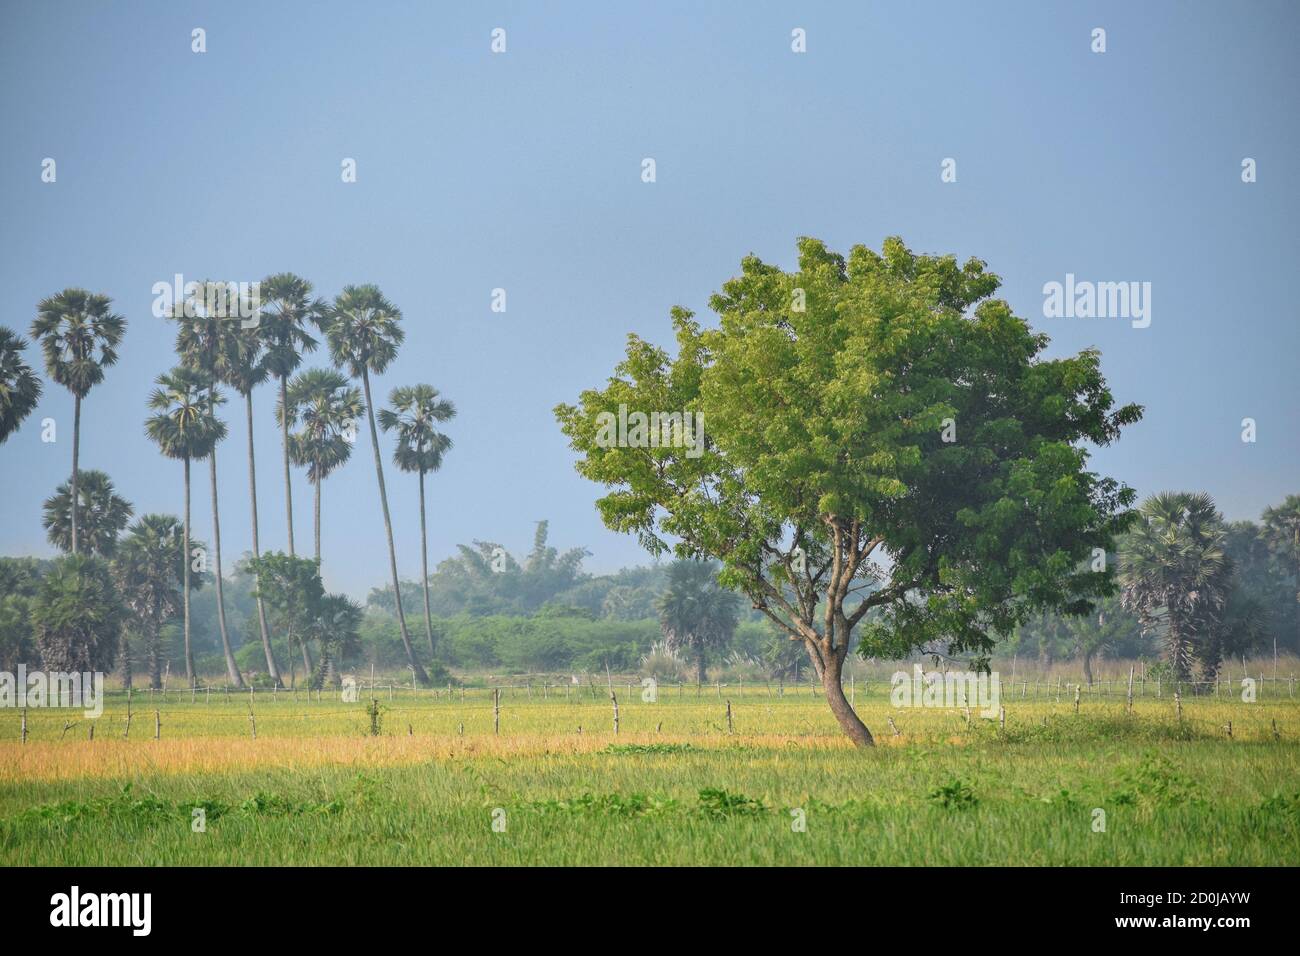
xmin=1261 ymin=495 xmax=1300 ymax=665
xmin=145 ymin=366 xmax=224 ymax=687
xmin=0 ymin=326 xmax=42 ymax=444
xmin=221 ymin=306 xmax=282 ymax=686
xmin=320 ymin=284 xmax=427 ymax=683
xmin=29 ymin=290 xmax=126 ymax=554
xmin=258 ymin=274 xmax=321 ymax=558
xmin=379 ymin=385 xmax=455 ymax=657
xmin=657 ymin=559 xmax=740 ymax=686
xmin=112 ymin=514 xmax=189 ymax=690
xmin=173 ymin=282 xmax=246 ymax=687
xmin=42 ymin=469 xmax=133 ymax=557
xmin=280 ymin=368 xmax=363 ymax=563
xmin=1119 ymin=492 xmax=1233 ymax=682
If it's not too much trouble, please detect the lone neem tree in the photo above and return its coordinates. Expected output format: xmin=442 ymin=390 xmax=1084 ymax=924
xmin=556 ymin=237 xmax=1141 ymax=746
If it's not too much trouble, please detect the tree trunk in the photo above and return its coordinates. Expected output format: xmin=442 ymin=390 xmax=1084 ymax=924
xmin=300 ymin=639 xmax=313 ymax=683
xmin=314 ymin=474 xmax=322 ymax=564
xmin=148 ymin=621 xmax=162 ymax=690
xmin=419 ymin=468 xmax=436 ymax=656
xmin=817 ymin=646 xmax=874 ymax=747
xmin=696 ymin=649 xmax=707 ymax=686
xmin=363 ymin=370 xmax=427 ymax=684
xmin=182 ymin=455 xmax=195 ymax=687
xmin=210 ymin=447 xmax=244 ymax=687
xmin=69 ymin=393 xmax=81 ymax=554
xmin=119 ymin=629 xmax=132 ymax=691
xmin=281 ymin=374 xmax=295 ymax=556
xmin=246 ymin=392 xmax=282 ymax=686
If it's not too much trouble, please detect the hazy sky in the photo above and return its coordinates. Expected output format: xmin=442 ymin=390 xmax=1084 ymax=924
xmin=1 ymin=1 xmax=1296 ymax=599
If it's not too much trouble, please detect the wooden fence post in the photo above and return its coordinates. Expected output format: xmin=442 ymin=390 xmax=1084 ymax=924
xmin=20 ymin=707 xmax=26 ymax=744
xmin=1074 ymin=684 xmax=1080 ymax=714
xmin=154 ymin=710 xmax=160 ymax=740
xmin=1127 ymin=666 xmax=1134 ymax=714
xmin=726 ymin=700 xmax=733 ymax=735
xmin=611 ymin=691 xmax=619 ymax=735
xmin=1175 ymin=690 xmax=1182 ymax=722
xmin=493 ymin=687 xmax=500 ymax=735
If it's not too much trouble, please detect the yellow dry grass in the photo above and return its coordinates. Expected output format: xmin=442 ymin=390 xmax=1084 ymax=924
xmin=0 ymin=732 xmax=873 ymax=783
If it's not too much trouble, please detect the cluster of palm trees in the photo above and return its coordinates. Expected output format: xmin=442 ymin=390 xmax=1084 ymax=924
xmin=0 ymin=277 xmax=456 ymax=688
xmin=1118 ymin=491 xmax=1300 ymax=682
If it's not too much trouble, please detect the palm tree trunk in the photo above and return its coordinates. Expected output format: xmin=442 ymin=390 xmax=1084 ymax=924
xmin=281 ymin=374 xmax=295 ymax=556
xmin=70 ymin=394 xmax=81 ymax=554
xmin=362 ymin=370 xmax=427 ymax=684
xmin=301 ymin=640 xmax=313 ymax=682
xmin=419 ymin=468 xmax=435 ymax=656
xmin=314 ymin=474 xmax=322 ymax=563
xmin=119 ymin=630 xmax=132 ymax=691
xmin=245 ymin=392 xmax=282 ymax=686
xmin=209 ymin=447 xmax=244 ymax=687
xmin=148 ymin=620 xmax=162 ymax=690
xmin=182 ymin=455 xmax=195 ymax=687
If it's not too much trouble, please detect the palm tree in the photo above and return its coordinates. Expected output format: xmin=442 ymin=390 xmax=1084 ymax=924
xmin=378 ymin=384 xmax=455 ymax=657
xmin=1261 ymin=495 xmax=1300 ymax=666
xmin=113 ymin=514 xmax=189 ymax=689
xmin=173 ymin=282 xmax=246 ymax=687
xmin=657 ymin=559 xmax=740 ymax=686
xmin=280 ymin=368 xmax=363 ymax=563
xmin=221 ymin=306 xmax=282 ymax=686
xmin=29 ymin=290 xmax=126 ymax=554
xmin=1119 ymin=492 xmax=1233 ymax=683
xmin=258 ymin=274 xmax=321 ymax=557
xmin=145 ymin=366 xmax=224 ymax=687
xmin=0 ymin=326 xmax=42 ymax=444
xmin=308 ymin=593 xmax=362 ymax=689
xmin=30 ymin=554 xmax=125 ymax=675
xmin=42 ymin=469 xmax=133 ymax=557
xmin=320 ymin=284 xmax=427 ymax=683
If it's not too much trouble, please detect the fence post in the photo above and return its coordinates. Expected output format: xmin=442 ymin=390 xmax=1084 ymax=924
xmin=611 ymin=691 xmax=619 ymax=735
xmin=88 ymin=722 xmax=94 ymax=741
xmin=20 ymin=707 xmax=26 ymax=744
xmin=154 ymin=710 xmax=160 ymax=740
xmin=1074 ymin=684 xmax=1080 ymax=714
xmin=493 ymin=687 xmax=500 ymax=735
xmin=1127 ymin=666 xmax=1134 ymax=714
xmin=726 ymin=699 xmax=733 ymax=735
xmin=999 ymin=706 xmax=1006 ymax=732
xmin=124 ymin=691 xmax=133 ymax=739
xmin=1175 ymin=690 xmax=1182 ymax=722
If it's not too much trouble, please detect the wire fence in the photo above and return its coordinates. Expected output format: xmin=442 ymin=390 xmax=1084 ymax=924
xmin=4 ymin=673 xmax=1297 ymax=743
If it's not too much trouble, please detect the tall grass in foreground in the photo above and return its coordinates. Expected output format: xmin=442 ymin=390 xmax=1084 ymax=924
xmin=0 ymin=690 xmax=1297 ymax=865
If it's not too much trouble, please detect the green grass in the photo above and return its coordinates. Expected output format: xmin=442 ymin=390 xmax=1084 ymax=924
xmin=2 ymin=687 xmax=1297 ymax=865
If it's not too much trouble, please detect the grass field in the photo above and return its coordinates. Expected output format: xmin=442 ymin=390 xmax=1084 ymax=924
xmin=2 ymin=675 xmax=1298 ymax=865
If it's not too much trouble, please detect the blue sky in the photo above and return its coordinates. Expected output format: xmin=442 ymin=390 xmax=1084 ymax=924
xmin=1 ymin=1 xmax=1296 ymax=599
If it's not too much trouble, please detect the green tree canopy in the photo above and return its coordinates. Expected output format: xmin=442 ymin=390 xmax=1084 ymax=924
xmin=557 ymin=236 xmax=1141 ymax=745
xmin=42 ymin=469 xmax=133 ymax=557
